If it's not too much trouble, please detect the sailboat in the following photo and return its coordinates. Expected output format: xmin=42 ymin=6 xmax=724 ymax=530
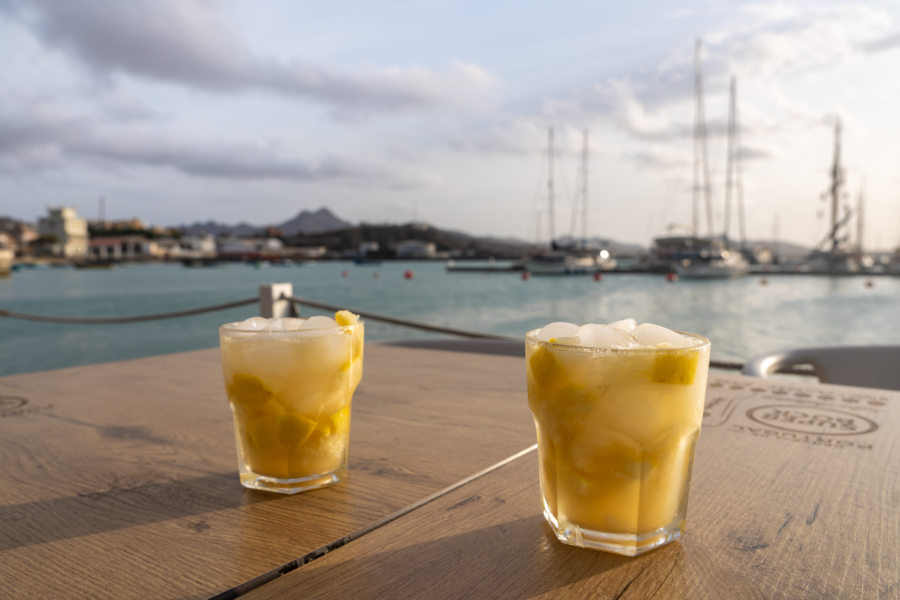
xmin=651 ymin=40 xmax=748 ymax=279
xmin=524 ymin=128 xmax=616 ymax=275
xmin=802 ymin=118 xmax=864 ymax=274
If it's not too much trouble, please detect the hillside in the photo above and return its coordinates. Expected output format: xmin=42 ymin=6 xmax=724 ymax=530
xmin=289 ymin=222 xmax=533 ymax=258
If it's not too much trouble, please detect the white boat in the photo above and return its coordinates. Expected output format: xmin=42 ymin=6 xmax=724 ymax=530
xmin=675 ymin=243 xmax=748 ymax=279
xmin=525 ymin=246 xmax=615 ymax=275
xmin=652 ymin=235 xmax=748 ymax=278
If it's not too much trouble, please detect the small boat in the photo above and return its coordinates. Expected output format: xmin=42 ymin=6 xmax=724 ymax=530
xmin=181 ymin=257 xmax=220 ymax=267
xmin=73 ymin=259 xmax=116 ymax=270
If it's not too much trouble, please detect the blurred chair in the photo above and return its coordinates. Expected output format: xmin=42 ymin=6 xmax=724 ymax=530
xmin=742 ymin=345 xmax=900 ymax=391
xmin=380 ymin=338 xmax=523 ymax=357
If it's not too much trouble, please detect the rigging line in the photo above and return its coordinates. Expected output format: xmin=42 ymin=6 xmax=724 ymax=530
xmin=0 ymin=297 xmax=258 ymax=324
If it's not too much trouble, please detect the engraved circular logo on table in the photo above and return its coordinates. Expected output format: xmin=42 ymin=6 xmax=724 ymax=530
xmin=746 ymin=404 xmax=878 ymax=436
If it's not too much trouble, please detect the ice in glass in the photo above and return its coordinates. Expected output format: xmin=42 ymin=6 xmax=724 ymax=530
xmin=219 ymin=311 xmax=363 ymax=494
xmin=525 ymin=319 xmax=710 ymax=555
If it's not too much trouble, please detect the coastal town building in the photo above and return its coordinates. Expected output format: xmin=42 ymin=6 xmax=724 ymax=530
xmin=217 ymin=237 xmax=283 ymax=260
xmin=0 ymin=218 xmax=37 ymax=255
xmin=0 ymin=233 xmax=14 ymax=276
xmin=173 ymin=235 xmax=217 ymax=259
xmin=37 ymin=207 xmax=88 ymax=258
xmin=359 ymin=241 xmax=380 ymax=256
xmin=88 ymin=236 xmax=163 ymax=261
xmin=394 ymin=239 xmax=437 ymax=259
xmin=293 ymin=245 xmax=327 ymax=259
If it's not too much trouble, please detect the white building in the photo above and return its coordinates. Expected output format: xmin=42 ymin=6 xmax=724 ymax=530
xmin=394 ymin=240 xmax=437 ymax=259
xmin=179 ymin=235 xmax=217 ymax=257
xmin=359 ymin=241 xmax=380 ymax=256
xmin=88 ymin=236 xmax=162 ymax=261
xmin=37 ymin=207 xmax=88 ymax=257
xmin=217 ymin=237 xmax=283 ymax=258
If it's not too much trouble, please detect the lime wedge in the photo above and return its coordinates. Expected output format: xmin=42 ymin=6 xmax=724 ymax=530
xmin=651 ymin=352 xmax=698 ymax=385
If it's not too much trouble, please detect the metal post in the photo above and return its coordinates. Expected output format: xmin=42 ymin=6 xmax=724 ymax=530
xmin=259 ymin=283 xmax=293 ymax=318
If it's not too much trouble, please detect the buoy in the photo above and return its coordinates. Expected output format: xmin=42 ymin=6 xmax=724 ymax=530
xmin=759 ymin=278 xmax=768 ymax=286
xmin=593 ymin=272 xmax=603 ymax=282
xmin=865 ymin=280 xmax=874 ymax=288
xmin=666 ymin=273 xmax=678 ymax=282
xmin=341 ymin=270 xmax=349 ymax=278
xmin=403 ymin=269 xmax=414 ymax=280
xmin=521 ymin=271 xmax=531 ymax=281
xmin=373 ymin=272 xmax=379 ymax=279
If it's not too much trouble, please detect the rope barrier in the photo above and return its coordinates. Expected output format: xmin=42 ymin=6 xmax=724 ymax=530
xmin=0 ymin=297 xmax=258 ymax=324
xmin=284 ymin=295 xmax=511 ymax=341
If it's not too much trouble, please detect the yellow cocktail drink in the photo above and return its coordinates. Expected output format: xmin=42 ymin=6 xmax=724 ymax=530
xmin=220 ymin=311 xmax=363 ymax=494
xmin=525 ymin=320 xmax=710 ymax=555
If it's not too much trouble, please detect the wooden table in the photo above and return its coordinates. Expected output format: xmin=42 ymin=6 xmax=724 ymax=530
xmin=1 ymin=345 xmax=897 ymax=599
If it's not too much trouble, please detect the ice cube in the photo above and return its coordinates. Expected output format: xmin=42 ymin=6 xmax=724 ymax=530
xmin=608 ymin=318 xmax=637 ymax=335
xmin=267 ymin=318 xmax=286 ymax=331
xmin=535 ymin=321 xmax=579 ymax=342
xmin=281 ymin=318 xmax=306 ymax=331
xmin=301 ymin=315 xmax=339 ymax=330
xmin=240 ymin=317 xmax=269 ymax=330
xmin=576 ymin=323 xmax=636 ymax=349
xmin=632 ymin=323 xmax=691 ymax=348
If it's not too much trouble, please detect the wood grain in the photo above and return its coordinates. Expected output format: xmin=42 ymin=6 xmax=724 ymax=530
xmin=242 ymin=372 xmax=900 ymax=600
xmin=0 ymin=344 xmax=535 ymax=599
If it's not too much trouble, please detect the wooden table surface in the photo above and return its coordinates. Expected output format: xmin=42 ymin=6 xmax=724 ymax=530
xmin=1 ymin=346 xmax=897 ymax=599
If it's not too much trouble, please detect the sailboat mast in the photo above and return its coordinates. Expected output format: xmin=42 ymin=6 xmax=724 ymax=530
xmin=857 ymin=179 xmax=865 ymax=253
xmin=547 ymin=127 xmax=555 ymax=244
xmin=581 ymin=129 xmax=589 ymax=246
xmin=829 ymin=118 xmax=843 ymax=253
xmin=735 ymin=79 xmax=747 ymax=248
xmin=692 ymin=43 xmax=701 ymax=237
xmin=723 ymin=76 xmax=736 ymax=243
xmin=693 ymin=39 xmax=713 ymax=237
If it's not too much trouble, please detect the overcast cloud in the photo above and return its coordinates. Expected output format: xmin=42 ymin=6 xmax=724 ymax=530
xmin=1 ymin=0 xmax=496 ymax=112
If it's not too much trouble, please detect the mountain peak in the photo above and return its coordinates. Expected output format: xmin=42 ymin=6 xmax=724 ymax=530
xmin=277 ymin=207 xmax=350 ymax=236
xmin=177 ymin=206 xmax=351 ymax=237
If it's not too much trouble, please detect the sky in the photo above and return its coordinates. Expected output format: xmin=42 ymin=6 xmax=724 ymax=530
xmin=1 ymin=0 xmax=899 ymax=249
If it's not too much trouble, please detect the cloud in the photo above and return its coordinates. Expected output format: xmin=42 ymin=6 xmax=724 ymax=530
xmin=0 ymin=0 xmax=497 ymax=114
xmin=628 ymin=145 xmax=688 ymax=171
xmin=73 ymin=134 xmax=429 ymax=188
xmin=442 ymin=118 xmax=547 ymax=155
xmin=861 ymin=30 xmax=900 ymax=52
xmin=544 ymin=3 xmax=897 ymax=175
xmin=0 ymin=101 xmax=426 ymax=188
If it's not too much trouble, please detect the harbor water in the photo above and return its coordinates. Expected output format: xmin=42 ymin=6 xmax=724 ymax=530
xmin=1 ymin=261 xmax=899 ymax=377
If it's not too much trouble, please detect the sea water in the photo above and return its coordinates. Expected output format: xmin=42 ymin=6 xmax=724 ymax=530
xmin=1 ymin=261 xmax=898 ymax=376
